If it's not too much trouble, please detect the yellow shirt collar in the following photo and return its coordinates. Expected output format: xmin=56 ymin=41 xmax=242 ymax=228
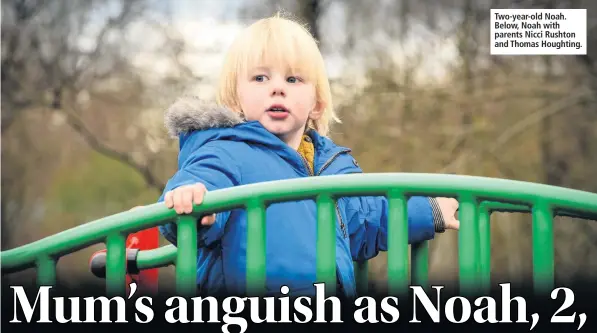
xmin=297 ymin=134 xmax=315 ymax=175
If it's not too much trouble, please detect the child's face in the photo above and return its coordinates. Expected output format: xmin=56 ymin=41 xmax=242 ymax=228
xmin=236 ymin=64 xmax=321 ymax=148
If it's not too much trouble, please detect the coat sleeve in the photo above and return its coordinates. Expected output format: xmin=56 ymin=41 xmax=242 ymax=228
xmin=157 ymin=140 xmax=242 ymax=248
xmin=343 ymin=195 xmax=441 ymax=262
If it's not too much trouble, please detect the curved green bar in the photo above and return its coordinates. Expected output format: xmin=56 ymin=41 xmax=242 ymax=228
xmin=137 ymin=245 xmax=177 ymax=269
xmin=2 ymin=173 xmax=597 ymax=296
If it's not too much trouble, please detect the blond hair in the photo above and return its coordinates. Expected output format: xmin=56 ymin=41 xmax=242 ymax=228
xmin=216 ymin=12 xmax=340 ymax=137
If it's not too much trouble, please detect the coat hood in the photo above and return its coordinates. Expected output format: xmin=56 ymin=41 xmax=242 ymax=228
xmin=164 ymin=95 xmax=245 ymax=138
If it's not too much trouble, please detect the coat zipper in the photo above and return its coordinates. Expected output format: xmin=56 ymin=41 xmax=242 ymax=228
xmin=299 ymin=148 xmax=352 ymax=239
xmin=315 ymin=149 xmax=352 ymax=176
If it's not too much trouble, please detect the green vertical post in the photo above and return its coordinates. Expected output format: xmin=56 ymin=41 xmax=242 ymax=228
xmin=459 ymin=194 xmax=480 ymax=296
xmin=246 ymin=200 xmax=266 ymax=296
xmin=387 ymin=190 xmax=409 ymax=296
xmin=478 ymin=206 xmax=491 ymax=294
xmin=176 ymin=215 xmax=198 ymax=297
xmin=36 ymin=256 xmax=56 ymax=287
xmin=106 ymin=233 xmax=126 ymax=297
xmin=411 ymin=241 xmax=428 ymax=289
xmin=316 ymin=194 xmax=336 ymax=295
xmin=532 ymin=200 xmax=554 ymax=295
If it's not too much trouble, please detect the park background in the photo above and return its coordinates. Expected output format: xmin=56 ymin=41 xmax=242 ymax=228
xmin=2 ymin=0 xmax=596 ymax=293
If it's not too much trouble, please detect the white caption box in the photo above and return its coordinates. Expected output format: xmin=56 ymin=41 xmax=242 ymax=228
xmin=490 ymin=9 xmax=587 ymax=55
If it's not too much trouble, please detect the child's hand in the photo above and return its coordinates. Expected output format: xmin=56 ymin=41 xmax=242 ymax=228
xmin=164 ymin=183 xmax=216 ymax=225
xmin=435 ymin=197 xmax=460 ymax=230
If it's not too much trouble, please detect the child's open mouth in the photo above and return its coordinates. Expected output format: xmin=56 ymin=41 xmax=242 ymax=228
xmin=266 ymin=105 xmax=290 ymax=120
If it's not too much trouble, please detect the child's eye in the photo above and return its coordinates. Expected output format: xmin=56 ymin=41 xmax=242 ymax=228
xmin=287 ymin=76 xmax=302 ymax=83
xmin=253 ymin=75 xmax=267 ymax=82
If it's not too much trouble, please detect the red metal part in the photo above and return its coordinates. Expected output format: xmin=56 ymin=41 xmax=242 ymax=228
xmin=88 ymin=227 xmax=160 ymax=295
xmin=126 ymin=227 xmax=159 ymax=295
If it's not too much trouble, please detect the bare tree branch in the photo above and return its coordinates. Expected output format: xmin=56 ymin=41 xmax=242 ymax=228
xmin=59 ymin=104 xmax=166 ymax=192
xmin=439 ymin=90 xmax=591 ymax=173
xmin=1 ymin=0 xmax=194 ymax=196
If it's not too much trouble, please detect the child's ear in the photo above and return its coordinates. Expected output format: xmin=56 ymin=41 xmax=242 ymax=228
xmin=309 ymin=100 xmax=325 ymax=120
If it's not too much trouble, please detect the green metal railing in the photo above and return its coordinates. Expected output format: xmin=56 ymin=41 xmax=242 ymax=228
xmin=2 ymin=173 xmax=597 ymax=297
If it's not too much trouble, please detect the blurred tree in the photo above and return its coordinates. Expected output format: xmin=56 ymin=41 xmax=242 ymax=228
xmin=1 ymin=0 xmax=202 ymax=243
xmin=1 ymin=0 xmax=203 ymax=284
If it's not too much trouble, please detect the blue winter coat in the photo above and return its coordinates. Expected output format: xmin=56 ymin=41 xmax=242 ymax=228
xmin=158 ymin=97 xmax=440 ymax=299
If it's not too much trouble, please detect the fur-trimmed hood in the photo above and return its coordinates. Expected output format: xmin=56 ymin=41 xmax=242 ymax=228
xmin=164 ymin=96 xmax=245 ymax=138
xmin=162 ymin=95 xmax=352 ymax=168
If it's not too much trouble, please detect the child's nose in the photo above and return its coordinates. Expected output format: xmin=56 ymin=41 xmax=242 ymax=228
xmin=270 ymin=78 xmax=286 ymax=96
